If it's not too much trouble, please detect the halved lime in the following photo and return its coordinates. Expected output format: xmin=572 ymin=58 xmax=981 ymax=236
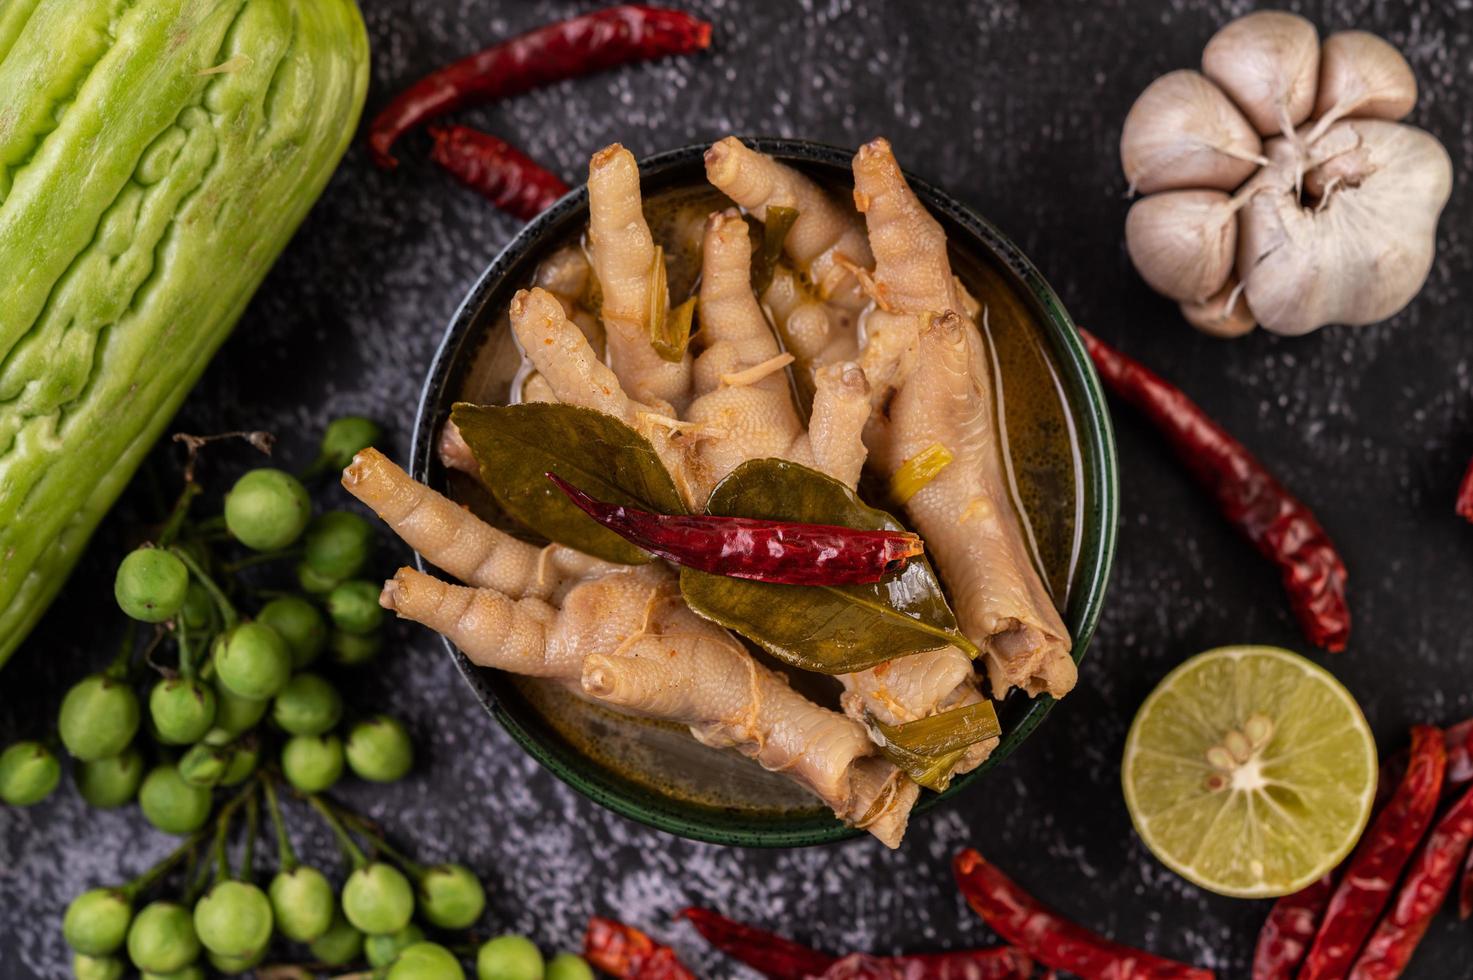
xmin=1122 ymin=645 xmax=1376 ymax=898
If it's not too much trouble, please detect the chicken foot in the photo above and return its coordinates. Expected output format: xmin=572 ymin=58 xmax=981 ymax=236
xmin=850 ymin=139 xmax=1074 ymax=699
xmin=343 ymin=448 xmax=917 ymax=847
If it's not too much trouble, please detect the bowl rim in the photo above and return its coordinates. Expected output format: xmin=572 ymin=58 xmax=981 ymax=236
xmin=412 ymin=136 xmax=1119 ymax=847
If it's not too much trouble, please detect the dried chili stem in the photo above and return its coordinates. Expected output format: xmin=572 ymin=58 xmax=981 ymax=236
xmin=1081 ymin=329 xmax=1350 ymax=651
xmin=368 ymin=6 xmax=712 ymax=168
xmin=1301 ymin=725 xmax=1447 ymax=980
xmin=547 ymin=472 xmax=923 ymax=585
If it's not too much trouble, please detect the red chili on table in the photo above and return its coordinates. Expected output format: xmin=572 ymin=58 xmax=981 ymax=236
xmin=368 ymin=5 xmax=713 ymax=168
xmin=1460 ymin=844 xmax=1473 ymax=920
xmin=1080 ymin=330 xmax=1350 ymax=651
xmin=1445 ymin=718 xmax=1473 ymax=785
xmin=1250 ymin=874 xmax=1334 ymax=980
xmin=1348 ymin=780 xmax=1473 ymax=978
xmin=547 ymin=473 xmax=924 ymax=585
xmin=952 ymin=849 xmax=1215 ymax=980
xmin=678 ymin=907 xmax=1032 ymax=980
xmin=1300 ymin=726 xmax=1447 ymax=980
xmin=585 ymin=917 xmax=696 ymax=980
xmin=817 ymin=950 xmax=1033 ymax=979
xmin=1456 ymin=457 xmax=1473 ymax=521
xmin=428 ymin=124 xmax=570 ymax=221
xmin=678 ymin=907 xmax=836 ymax=979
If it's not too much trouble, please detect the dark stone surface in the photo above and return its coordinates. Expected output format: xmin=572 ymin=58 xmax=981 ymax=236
xmin=3 ymin=1 xmax=1470 ymax=976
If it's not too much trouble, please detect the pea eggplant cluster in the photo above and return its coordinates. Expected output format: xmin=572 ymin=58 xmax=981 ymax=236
xmin=0 ymin=418 xmax=593 ymax=980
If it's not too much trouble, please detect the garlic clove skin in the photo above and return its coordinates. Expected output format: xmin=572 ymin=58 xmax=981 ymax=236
xmin=1313 ymin=30 xmax=1417 ymax=125
xmin=1120 ymin=70 xmax=1263 ymax=194
xmin=1202 ymin=11 xmax=1321 ymax=137
xmin=1237 ymin=119 xmax=1452 ymax=336
xmin=1180 ymin=274 xmax=1256 ymax=338
xmin=1125 ymin=190 xmax=1238 ymax=302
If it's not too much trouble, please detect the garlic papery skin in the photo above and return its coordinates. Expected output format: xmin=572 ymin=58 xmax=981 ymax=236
xmin=1125 ymin=190 xmax=1240 ymax=303
xmin=1120 ymin=70 xmax=1264 ymax=194
xmin=1306 ymin=30 xmax=1417 ymax=142
xmin=1181 ymin=274 xmax=1256 ymax=338
xmin=1202 ymin=11 xmax=1321 ymax=138
xmin=1236 ymin=119 xmax=1452 ymax=336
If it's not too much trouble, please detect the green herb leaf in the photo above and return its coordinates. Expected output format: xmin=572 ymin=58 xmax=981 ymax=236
xmin=870 ymin=700 xmax=1002 ymax=792
xmin=751 ymin=205 xmax=799 ymax=295
xmin=450 ymin=402 xmax=687 ymax=565
xmin=680 ymin=458 xmax=976 ymax=674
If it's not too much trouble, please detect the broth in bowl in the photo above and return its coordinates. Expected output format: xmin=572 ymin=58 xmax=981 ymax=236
xmin=380 ymin=138 xmax=1115 ymax=846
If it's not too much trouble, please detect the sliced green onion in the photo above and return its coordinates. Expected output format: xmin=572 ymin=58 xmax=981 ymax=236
xmin=889 ymin=442 xmax=955 ymax=505
xmin=751 ymin=205 xmax=799 ymax=295
xmin=870 ymin=700 xmax=1001 ymax=792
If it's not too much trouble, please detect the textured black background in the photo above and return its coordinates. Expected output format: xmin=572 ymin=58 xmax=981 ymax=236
xmin=3 ymin=1 xmax=1471 ymax=976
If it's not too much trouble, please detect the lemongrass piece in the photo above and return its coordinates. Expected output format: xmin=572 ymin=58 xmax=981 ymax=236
xmin=1120 ymin=70 xmax=1265 ymax=194
xmin=890 ymin=442 xmax=955 ymax=505
xmin=1237 ymin=120 xmax=1451 ymax=335
xmin=653 ymin=297 xmax=696 ymax=363
xmin=1180 ymin=274 xmax=1255 ymax=339
xmin=1304 ymin=30 xmax=1417 ymax=145
xmin=751 ymin=204 xmax=799 ymax=295
xmin=1201 ymin=10 xmax=1320 ymax=138
xmin=1125 ymin=189 xmax=1243 ymax=302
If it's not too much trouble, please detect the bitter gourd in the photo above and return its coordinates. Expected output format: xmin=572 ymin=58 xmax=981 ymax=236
xmin=0 ymin=0 xmax=369 ymax=665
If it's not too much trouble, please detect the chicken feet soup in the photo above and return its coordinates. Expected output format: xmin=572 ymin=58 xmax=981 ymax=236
xmin=348 ymin=139 xmax=1080 ymax=848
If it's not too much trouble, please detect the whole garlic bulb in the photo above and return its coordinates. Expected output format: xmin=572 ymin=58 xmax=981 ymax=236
xmin=1119 ymin=13 xmax=1451 ymax=338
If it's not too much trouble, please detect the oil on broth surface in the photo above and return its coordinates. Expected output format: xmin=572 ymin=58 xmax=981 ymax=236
xmin=444 ymin=180 xmax=1082 ymax=816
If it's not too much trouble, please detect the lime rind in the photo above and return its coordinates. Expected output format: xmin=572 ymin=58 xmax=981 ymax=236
xmin=1122 ymin=645 xmax=1376 ymax=898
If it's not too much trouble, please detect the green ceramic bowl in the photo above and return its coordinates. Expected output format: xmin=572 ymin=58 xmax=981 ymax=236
xmin=412 ymin=138 xmax=1118 ymax=846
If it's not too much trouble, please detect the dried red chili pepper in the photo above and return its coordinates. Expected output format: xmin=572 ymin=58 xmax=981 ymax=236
xmin=1080 ymin=330 xmax=1349 ymax=651
xmin=1300 ymin=726 xmax=1447 ymax=980
xmin=585 ymin=917 xmax=696 ymax=980
xmin=427 ymin=125 xmax=569 ymax=221
xmin=369 ymin=5 xmax=713 ymax=168
xmin=678 ymin=907 xmax=1031 ymax=980
xmin=1251 ymin=874 xmax=1334 ymax=980
xmin=678 ymin=907 xmax=836 ymax=979
xmin=817 ymin=950 xmax=1033 ymax=979
xmin=1459 ymin=844 xmax=1473 ymax=920
xmin=1445 ymin=718 xmax=1473 ymax=786
xmin=1348 ymin=780 xmax=1473 ymax=978
xmin=952 ymin=849 xmax=1215 ymax=980
xmin=1456 ymin=457 xmax=1473 ymax=521
xmin=547 ymin=473 xmax=924 ymax=585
